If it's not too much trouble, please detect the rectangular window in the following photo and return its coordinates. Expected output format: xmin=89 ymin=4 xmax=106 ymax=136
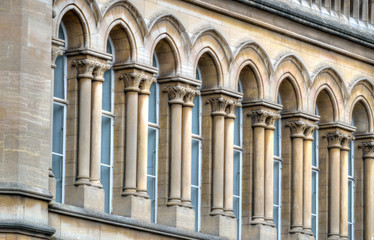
xmin=273 ymin=119 xmax=282 ymax=240
xmin=311 ymin=130 xmax=319 ymax=239
xmin=233 ymin=107 xmax=242 ymax=240
xmin=147 ymin=83 xmax=159 ymax=223
xmin=191 ymin=96 xmax=202 ymax=232
xmin=348 ymin=141 xmax=354 ymax=240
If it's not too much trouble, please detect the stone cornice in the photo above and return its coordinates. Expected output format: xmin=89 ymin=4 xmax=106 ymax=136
xmin=318 ymin=122 xmax=356 ymax=132
xmin=156 ymin=75 xmax=201 ymax=87
xmin=241 ymin=99 xmax=282 ymax=111
xmin=353 ymin=132 xmax=374 ymax=141
xmin=65 ymin=48 xmax=112 ymax=60
xmin=0 ymin=219 xmax=55 ymax=239
xmin=113 ymin=62 xmax=158 ymax=75
xmin=281 ymin=111 xmax=320 ymax=121
xmin=0 ymin=182 xmax=53 ymax=201
xmin=200 ymin=88 xmax=243 ymax=99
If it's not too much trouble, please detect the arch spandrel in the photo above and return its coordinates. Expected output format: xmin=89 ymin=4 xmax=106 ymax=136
xmin=271 ymin=54 xmax=310 ymax=110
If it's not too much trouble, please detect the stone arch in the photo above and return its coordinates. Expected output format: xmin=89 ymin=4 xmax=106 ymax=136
xmin=346 ymin=79 xmax=374 ymax=132
xmin=195 ymin=50 xmax=222 ymax=89
xmin=277 ymin=76 xmax=300 ymax=111
xmin=309 ymin=67 xmax=346 ymax=121
xmin=151 ymin=36 xmax=181 ymax=77
xmin=272 ymin=54 xmax=310 ymax=110
xmin=231 ymin=41 xmax=273 ymax=99
xmin=314 ymin=87 xmax=337 ymax=122
xmin=53 ymin=1 xmax=94 ymax=48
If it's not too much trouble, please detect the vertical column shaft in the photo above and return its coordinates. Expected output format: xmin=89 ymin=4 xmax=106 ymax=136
xmin=181 ymin=105 xmax=193 ymax=203
xmin=330 ymin=147 xmax=341 ymax=237
xmin=340 ymin=147 xmax=349 ymax=239
xmin=224 ymin=116 xmax=235 ymax=214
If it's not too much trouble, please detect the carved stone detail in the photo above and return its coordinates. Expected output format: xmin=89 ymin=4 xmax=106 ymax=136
xmin=119 ymin=72 xmax=144 ymax=92
xmin=93 ymin=63 xmax=111 ymax=82
xmin=164 ymin=86 xmax=189 ymax=104
xmin=183 ymin=89 xmax=200 ymax=107
xmin=249 ymin=110 xmax=271 ymax=127
xmin=51 ymin=46 xmax=64 ymax=68
xmin=359 ymin=142 xmax=374 ymax=158
xmin=286 ymin=120 xmax=308 ymax=138
xmin=324 ymin=131 xmax=344 ymax=148
xmin=304 ymin=123 xmax=319 ymax=140
xmin=207 ymin=97 xmax=232 ymax=116
xmin=340 ymin=134 xmax=354 ymax=150
xmin=139 ymin=74 xmax=156 ymax=95
xmin=225 ymin=101 xmax=241 ymax=119
xmin=72 ymin=59 xmax=98 ymax=79
xmin=265 ymin=112 xmax=281 ymax=128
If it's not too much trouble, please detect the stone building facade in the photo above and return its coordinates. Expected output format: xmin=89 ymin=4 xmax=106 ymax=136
xmin=0 ymin=0 xmax=374 ymax=239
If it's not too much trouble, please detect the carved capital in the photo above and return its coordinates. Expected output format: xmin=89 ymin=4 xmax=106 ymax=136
xmin=359 ymin=142 xmax=374 ymax=158
xmin=93 ymin=63 xmax=111 ymax=82
xmin=164 ymin=86 xmax=188 ymax=104
xmin=119 ymin=72 xmax=144 ymax=92
xmin=265 ymin=112 xmax=281 ymax=129
xmin=225 ymin=101 xmax=241 ymax=119
xmin=323 ymin=131 xmax=344 ymax=148
xmin=139 ymin=74 xmax=156 ymax=95
xmin=286 ymin=120 xmax=308 ymax=138
xmin=72 ymin=59 xmax=98 ymax=79
xmin=249 ymin=110 xmax=271 ymax=127
xmin=207 ymin=97 xmax=231 ymax=116
xmin=183 ymin=89 xmax=200 ymax=107
xmin=51 ymin=46 xmax=64 ymax=68
xmin=304 ymin=123 xmax=319 ymax=140
xmin=340 ymin=134 xmax=354 ymax=151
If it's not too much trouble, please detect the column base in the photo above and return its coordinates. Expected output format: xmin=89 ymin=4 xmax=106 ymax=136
xmin=327 ymin=235 xmax=340 ymax=240
xmin=201 ymin=214 xmax=237 ymax=240
xmin=65 ymin=184 xmax=104 ymax=212
xmin=290 ymin=231 xmax=315 ymax=240
xmin=242 ymin=222 xmax=277 ymax=240
xmin=340 ymin=236 xmax=348 ymax=240
xmin=113 ymin=195 xmax=151 ymax=222
xmin=158 ymin=204 xmax=195 ymax=231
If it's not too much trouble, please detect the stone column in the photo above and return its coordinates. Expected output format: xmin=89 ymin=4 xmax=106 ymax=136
xmin=287 ymin=120 xmax=307 ymax=233
xmin=120 ymin=72 xmax=143 ymax=195
xmin=164 ymin=86 xmax=187 ymax=205
xmin=359 ymin=142 xmax=374 ymax=240
xmin=340 ymin=135 xmax=352 ymax=240
xmin=224 ymin=101 xmax=240 ymax=216
xmin=208 ymin=97 xmax=230 ymax=215
xmin=136 ymin=75 xmax=156 ymax=197
xmin=73 ymin=59 xmax=97 ymax=186
xmin=324 ymin=131 xmax=343 ymax=240
xmin=303 ymin=123 xmax=318 ymax=235
xmin=181 ymin=89 xmax=199 ymax=205
xmin=90 ymin=63 xmax=110 ymax=188
xmin=264 ymin=113 xmax=280 ymax=223
xmin=249 ymin=110 xmax=270 ymax=223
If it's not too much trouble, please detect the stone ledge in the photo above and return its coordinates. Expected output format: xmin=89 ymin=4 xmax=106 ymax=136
xmin=0 ymin=182 xmax=53 ymax=201
xmin=0 ymin=219 xmax=55 ymax=239
xmin=49 ymin=202 xmax=227 ymax=240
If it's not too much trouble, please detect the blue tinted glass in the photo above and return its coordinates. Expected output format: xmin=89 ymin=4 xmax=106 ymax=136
xmin=54 ymin=56 xmax=65 ymax=99
xmin=348 ymin=181 xmax=353 ymax=222
xmin=233 ymin=151 xmax=240 ymax=196
xmin=102 ymin=70 xmax=112 ymax=112
xmin=148 ymin=83 xmax=157 ymax=124
xmin=348 ymin=225 xmax=352 ymax=239
xmin=273 ymin=206 xmax=279 ymax=237
xmin=234 ymin=108 xmax=241 ymax=146
xmin=153 ymin=53 xmax=159 ymax=69
xmin=273 ymin=161 xmax=280 ymax=204
xmin=101 ymin=116 xmax=111 ymax=165
xmin=106 ymin=39 xmax=112 ymax=55
xmin=52 ymin=103 xmax=64 ymax=154
xmin=274 ymin=120 xmax=280 ymax=157
xmin=312 ymin=215 xmax=317 ymax=237
xmin=147 ymin=177 xmax=156 ymax=222
xmin=58 ymin=24 xmax=65 ymax=41
xmin=312 ymin=131 xmax=317 ymax=167
xmin=312 ymin=171 xmax=317 ymax=214
xmin=192 ymin=96 xmax=200 ymax=135
xmin=52 ymin=154 xmax=62 ymax=203
xmin=101 ymin=165 xmax=110 ymax=213
xmin=191 ymin=186 xmax=199 ymax=231
xmin=348 ymin=141 xmax=354 ymax=177
xmin=191 ymin=139 xmax=200 ymax=186
xmin=147 ymin=128 xmax=157 ymax=175
xmin=233 ymin=197 xmax=239 ymax=219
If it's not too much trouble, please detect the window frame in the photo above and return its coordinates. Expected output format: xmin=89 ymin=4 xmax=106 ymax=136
xmin=273 ymin=118 xmax=282 ymax=240
xmin=311 ymin=129 xmax=319 ymax=240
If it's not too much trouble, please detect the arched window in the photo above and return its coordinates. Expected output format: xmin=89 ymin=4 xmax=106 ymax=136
xmin=233 ymin=81 xmax=243 ymax=239
xmin=273 ymin=95 xmax=282 ymax=240
xmin=101 ymin=38 xmax=114 ymax=213
xmin=348 ymin=140 xmax=355 ymax=239
xmin=312 ymin=107 xmax=320 ymax=239
xmin=52 ymin=22 xmax=67 ymax=203
xmin=191 ymin=66 xmax=202 ymax=232
xmin=147 ymin=53 xmax=159 ymax=223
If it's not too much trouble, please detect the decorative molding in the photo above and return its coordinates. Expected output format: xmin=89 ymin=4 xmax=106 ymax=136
xmin=93 ymin=63 xmax=111 ymax=82
xmin=318 ymin=122 xmax=356 ymax=132
xmin=156 ymin=75 xmax=201 ymax=87
xmin=266 ymin=112 xmax=281 ymax=128
xmin=72 ymin=59 xmax=98 ymax=79
xmin=248 ymin=109 xmax=271 ymax=127
xmin=286 ymin=120 xmax=308 ymax=138
xmin=304 ymin=123 xmax=319 ymax=140
xmin=183 ymin=89 xmax=200 ymax=107
xmin=0 ymin=219 xmax=55 ymax=239
xmin=241 ymin=99 xmax=282 ymax=110
xmin=119 ymin=72 xmax=144 ymax=92
xmin=359 ymin=142 xmax=374 ymax=158
xmin=281 ymin=111 xmax=320 ymax=121
xmin=323 ymin=130 xmax=345 ymax=148
xmin=0 ymin=182 xmax=53 ymax=201
xmin=65 ymin=48 xmax=112 ymax=60
xmin=51 ymin=46 xmax=64 ymax=68
xmin=200 ymin=88 xmax=243 ymax=99
xmin=113 ymin=62 xmax=158 ymax=75
xmin=341 ymin=134 xmax=354 ymax=150
xmin=139 ymin=74 xmax=157 ymax=95
xmin=207 ymin=97 xmax=233 ymax=116
xmin=164 ymin=86 xmax=189 ymax=104
xmin=225 ymin=101 xmax=241 ymax=118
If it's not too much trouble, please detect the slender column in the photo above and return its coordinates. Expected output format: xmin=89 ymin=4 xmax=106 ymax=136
xmin=249 ymin=110 xmax=270 ymax=223
xmin=303 ymin=123 xmax=318 ymax=234
xmin=264 ymin=112 xmax=280 ymax=223
xmin=340 ymin=135 xmax=351 ymax=240
xmin=120 ymin=72 xmax=143 ymax=195
xmin=136 ymin=75 xmax=156 ymax=197
xmin=324 ymin=131 xmax=344 ymax=239
xmin=287 ymin=120 xmax=307 ymax=232
xmin=208 ymin=97 xmax=230 ymax=215
xmin=181 ymin=89 xmax=199 ymax=205
xmin=359 ymin=142 xmax=374 ymax=240
xmin=90 ymin=63 xmax=110 ymax=188
xmin=164 ymin=86 xmax=188 ymax=205
xmin=224 ymin=101 xmax=240 ymax=215
xmin=343 ymin=0 xmax=350 ymax=17
xmin=73 ymin=59 xmax=97 ymax=185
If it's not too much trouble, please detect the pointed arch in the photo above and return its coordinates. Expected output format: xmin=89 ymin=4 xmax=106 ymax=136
xmin=194 ymin=49 xmax=223 ymax=89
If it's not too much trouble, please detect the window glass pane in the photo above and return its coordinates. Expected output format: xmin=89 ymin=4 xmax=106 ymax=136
xmin=274 ymin=120 xmax=280 ymax=157
xmin=312 ymin=131 xmax=317 ymax=167
xmin=54 ymin=56 xmax=65 ymax=99
xmin=233 ymin=151 xmax=240 ymax=196
xmin=58 ymin=24 xmax=65 ymax=41
xmin=147 ymin=177 xmax=156 ymax=223
xmin=191 ymin=139 xmax=200 ymax=186
xmin=191 ymin=186 xmax=199 ymax=231
xmin=312 ymin=171 xmax=317 ymax=214
xmin=52 ymin=103 xmax=64 ymax=154
xmin=106 ymin=39 xmax=112 ymax=55
xmin=348 ymin=143 xmax=353 ymax=176
xmin=101 ymin=116 xmax=111 ymax=165
xmin=348 ymin=180 xmax=353 ymax=222
xmin=273 ymin=161 xmax=280 ymax=204
xmin=233 ymin=197 xmax=239 ymax=219
xmin=102 ymin=70 xmax=112 ymax=112
xmin=273 ymin=206 xmax=279 ymax=237
xmin=234 ymin=108 xmax=241 ymax=146
xmin=148 ymin=83 xmax=157 ymax=124
xmin=52 ymin=154 xmax=63 ymax=203
xmin=101 ymin=165 xmax=110 ymax=213
xmin=312 ymin=215 xmax=317 ymax=237
xmin=147 ymin=128 xmax=157 ymax=176
xmin=192 ymin=96 xmax=200 ymax=135
xmin=348 ymin=225 xmax=352 ymax=239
